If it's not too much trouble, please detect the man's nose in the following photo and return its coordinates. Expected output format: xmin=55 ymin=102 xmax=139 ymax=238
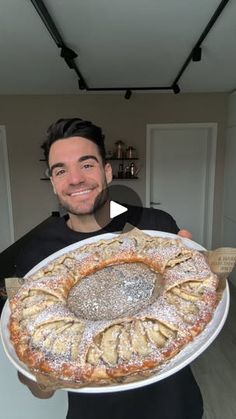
xmin=68 ymin=166 xmax=85 ymax=184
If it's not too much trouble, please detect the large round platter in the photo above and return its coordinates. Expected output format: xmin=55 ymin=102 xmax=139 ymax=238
xmin=0 ymin=231 xmax=230 ymax=393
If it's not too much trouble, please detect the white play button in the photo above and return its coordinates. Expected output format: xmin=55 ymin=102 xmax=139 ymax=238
xmin=94 ymin=185 xmax=143 ymax=230
xmin=110 ymin=200 xmax=128 ymax=219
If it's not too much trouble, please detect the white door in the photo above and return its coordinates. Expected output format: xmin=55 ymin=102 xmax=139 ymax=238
xmin=0 ymin=126 xmax=14 ymax=252
xmin=146 ymin=124 xmax=217 ymax=248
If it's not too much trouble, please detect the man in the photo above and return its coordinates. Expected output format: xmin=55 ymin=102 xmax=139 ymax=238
xmin=16 ymin=118 xmax=203 ymax=419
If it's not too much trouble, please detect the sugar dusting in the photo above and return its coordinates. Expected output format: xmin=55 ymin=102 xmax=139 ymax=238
xmin=164 ymin=252 xmax=214 ymax=289
xmin=10 ymin=231 xmax=219 ymax=384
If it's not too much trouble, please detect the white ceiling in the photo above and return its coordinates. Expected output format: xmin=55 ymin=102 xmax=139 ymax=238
xmin=0 ymin=0 xmax=236 ymax=95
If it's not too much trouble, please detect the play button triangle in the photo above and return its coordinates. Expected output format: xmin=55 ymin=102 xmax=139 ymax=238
xmin=110 ymin=201 xmax=128 ymax=219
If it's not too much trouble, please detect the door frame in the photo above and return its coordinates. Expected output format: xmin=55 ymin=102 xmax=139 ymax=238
xmin=0 ymin=125 xmax=14 ymax=248
xmin=145 ymin=123 xmax=217 ymax=248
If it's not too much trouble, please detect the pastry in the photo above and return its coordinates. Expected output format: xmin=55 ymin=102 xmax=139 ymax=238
xmin=8 ymin=230 xmax=219 ymax=387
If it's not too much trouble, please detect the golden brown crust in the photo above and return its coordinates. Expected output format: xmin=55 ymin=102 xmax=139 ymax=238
xmin=8 ymin=231 xmax=219 ymax=387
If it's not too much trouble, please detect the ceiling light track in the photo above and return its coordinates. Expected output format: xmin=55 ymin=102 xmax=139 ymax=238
xmin=30 ymin=0 xmax=64 ymax=46
xmin=172 ymin=0 xmax=231 ymax=88
xmin=86 ymin=86 xmax=172 ymax=99
xmin=87 ymin=86 xmax=171 ymax=92
xmin=30 ymin=0 xmax=231 ymax=98
xmin=30 ymin=0 xmax=88 ymax=90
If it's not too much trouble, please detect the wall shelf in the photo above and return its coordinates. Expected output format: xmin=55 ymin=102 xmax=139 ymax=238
xmin=107 ymin=157 xmax=140 ymax=180
xmin=106 ymin=157 xmax=139 ymax=161
xmin=112 ymin=176 xmax=138 ymax=180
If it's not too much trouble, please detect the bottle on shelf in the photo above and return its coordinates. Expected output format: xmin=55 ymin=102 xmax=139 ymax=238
xmin=124 ymin=164 xmax=131 ymax=178
xmin=117 ymin=163 xmax=124 ymax=178
xmin=130 ymin=162 xmax=136 ymax=177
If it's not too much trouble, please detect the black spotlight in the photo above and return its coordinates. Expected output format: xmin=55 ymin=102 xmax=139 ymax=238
xmin=192 ymin=46 xmax=202 ymax=62
xmin=173 ymin=84 xmax=180 ymax=94
xmin=60 ymin=46 xmax=78 ymax=68
xmin=78 ymin=78 xmax=86 ymax=90
xmin=124 ymin=89 xmax=132 ymax=100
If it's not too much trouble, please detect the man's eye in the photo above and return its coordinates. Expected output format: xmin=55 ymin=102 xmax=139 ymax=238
xmin=83 ymin=163 xmax=94 ymax=169
xmin=54 ymin=169 xmax=66 ymax=176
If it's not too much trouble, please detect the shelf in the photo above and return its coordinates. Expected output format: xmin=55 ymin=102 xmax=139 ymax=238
xmin=106 ymin=157 xmax=139 ymax=161
xmin=112 ymin=176 xmax=138 ymax=180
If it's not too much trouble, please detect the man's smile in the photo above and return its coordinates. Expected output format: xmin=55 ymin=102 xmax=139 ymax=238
xmin=69 ymin=189 xmax=94 ymax=197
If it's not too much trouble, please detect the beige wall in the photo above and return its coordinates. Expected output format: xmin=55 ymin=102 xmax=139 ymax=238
xmin=222 ymin=92 xmax=236 ymax=285
xmin=0 ymin=93 xmax=228 ymax=246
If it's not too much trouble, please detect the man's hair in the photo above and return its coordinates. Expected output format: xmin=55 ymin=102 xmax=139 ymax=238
xmin=41 ymin=118 xmax=107 ymax=164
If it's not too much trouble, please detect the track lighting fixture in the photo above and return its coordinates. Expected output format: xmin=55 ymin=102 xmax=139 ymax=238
xmin=173 ymin=84 xmax=180 ymax=94
xmin=30 ymin=0 xmax=229 ymax=95
xmin=78 ymin=78 xmax=86 ymax=90
xmin=60 ymin=46 xmax=78 ymax=68
xmin=192 ymin=46 xmax=202 ymax=62
xmin=124 ymin=89 xmax=132 ymax=100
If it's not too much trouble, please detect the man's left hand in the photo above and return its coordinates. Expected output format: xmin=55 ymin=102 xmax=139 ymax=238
xmin=177 ymin=229 xmax=192 ymax=240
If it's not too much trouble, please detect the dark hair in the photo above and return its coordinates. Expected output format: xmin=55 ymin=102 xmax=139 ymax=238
xmin=41 ymin=118 xmax=107 ymax=164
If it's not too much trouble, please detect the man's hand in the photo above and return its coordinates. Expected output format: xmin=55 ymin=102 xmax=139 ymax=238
xmin=177 ymin=229 xmax=192 ymax=240
xmin=18 ymin=372 xmax=55 ymax=399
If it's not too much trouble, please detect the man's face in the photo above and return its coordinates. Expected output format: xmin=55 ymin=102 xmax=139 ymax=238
xmin=49 ymin=137 xmax=112 ymax=216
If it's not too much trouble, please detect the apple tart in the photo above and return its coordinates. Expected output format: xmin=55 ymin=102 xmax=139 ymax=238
xmin=8 ymin=231 xmax=219 ymax=387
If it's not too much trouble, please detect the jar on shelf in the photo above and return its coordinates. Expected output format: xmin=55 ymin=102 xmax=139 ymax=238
xmin=126 ymin=146 xmax=136 ymax=159
xmin=114 ymin=140 xmax=125 ymax=159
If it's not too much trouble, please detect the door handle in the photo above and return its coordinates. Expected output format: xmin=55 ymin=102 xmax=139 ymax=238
xmin=150 ymin=202 xmax=162 ymax=205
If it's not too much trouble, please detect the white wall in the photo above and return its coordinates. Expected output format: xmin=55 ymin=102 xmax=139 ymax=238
xmin=222 ymin=91 xmax=236 ymax=285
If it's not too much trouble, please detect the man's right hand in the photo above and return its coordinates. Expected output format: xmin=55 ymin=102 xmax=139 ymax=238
xmin=18 ymin=372 xmax=55 ymax=399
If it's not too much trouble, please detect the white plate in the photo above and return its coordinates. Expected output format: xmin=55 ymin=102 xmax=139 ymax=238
xmin=0 ymin=231 xmax=230 ymax=393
